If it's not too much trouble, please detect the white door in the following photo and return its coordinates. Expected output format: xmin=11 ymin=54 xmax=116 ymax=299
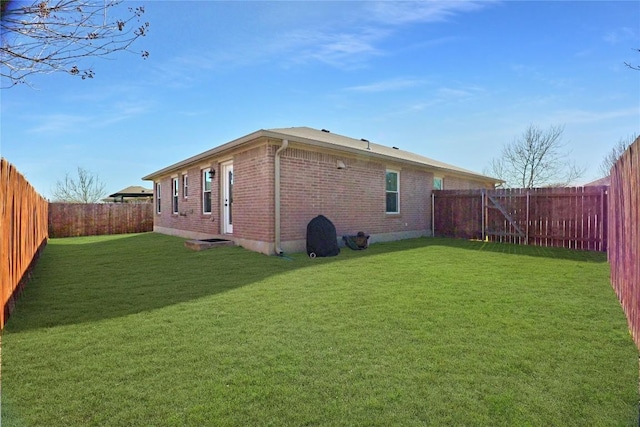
xmin=222 ymin=162 xmax=233 ymax=234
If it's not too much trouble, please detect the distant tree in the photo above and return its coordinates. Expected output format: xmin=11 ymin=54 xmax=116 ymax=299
xmin=485 ymin=124 xmax=585 ymax=188
xmin=1 ymin=0 xmax=149 ymax=88
xmin=52 ymin=167 xmax=107 ymax=203
xmin=625 ymin=48 xmax=640 ymax=71
xmin=599 ymin=134 xmax=638 ymax=176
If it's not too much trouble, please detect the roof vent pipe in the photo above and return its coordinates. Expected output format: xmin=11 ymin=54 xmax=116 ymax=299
xmin=274 ymin=139 xmax=289 ymax=256
xmin=361 ymin=138 xmax=370 ymax=150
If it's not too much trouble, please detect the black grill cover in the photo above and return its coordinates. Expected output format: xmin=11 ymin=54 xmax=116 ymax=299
xmin=306 ymin=215 xmax=340 ymax=257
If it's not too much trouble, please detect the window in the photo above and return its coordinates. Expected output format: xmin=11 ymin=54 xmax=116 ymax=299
xmin=433 ymin=176 xmax=443 ymax=190
xmin=172 ymin=178 xmax=179 ymax=214
xmin=183 ymin=174 xmax=188 ymax=199
xmin=155 ymin=182 xmax=161 ymax=214
xmin=202 ymin=168 xmax=212 ymax=214
xmin=385 ymin=170 xmax=399 ymax=214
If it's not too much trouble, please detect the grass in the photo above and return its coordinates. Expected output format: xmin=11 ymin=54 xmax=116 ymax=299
xmin=2 ymin=233 xmax=638 ymax=426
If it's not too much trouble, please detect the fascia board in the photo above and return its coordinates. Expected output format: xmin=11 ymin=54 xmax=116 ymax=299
xmin=142 ymin=130 xmax=268 ymax=181
xmin=262 ymin=130 xmax=501 ymax=184
xmin=143 ymin=128 xmax=502 ymax=185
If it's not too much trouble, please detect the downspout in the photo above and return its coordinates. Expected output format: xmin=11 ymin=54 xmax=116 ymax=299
xmin=274 ymin=139 xmax=289 ymax=255
xmin=431 ymin=192 xmax=435 ymax=237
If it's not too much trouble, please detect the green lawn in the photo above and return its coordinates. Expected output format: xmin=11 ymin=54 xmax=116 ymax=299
xmin=2 ymin=233 xmax=637 ymax=426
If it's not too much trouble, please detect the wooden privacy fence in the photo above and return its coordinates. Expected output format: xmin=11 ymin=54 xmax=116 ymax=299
xmin=49 ymin=203 xmax=154 ymax=238
xmin=1 ymin=158 xmax=49 ymax=329
xmin=608 ymin=137 xmax=640 ymax=349
xmin=433 ymin=186 xmax=608 ymax=251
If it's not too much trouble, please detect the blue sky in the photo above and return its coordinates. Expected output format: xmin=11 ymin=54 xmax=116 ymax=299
xmin=1 ymin=0 xmax=639 ymax=198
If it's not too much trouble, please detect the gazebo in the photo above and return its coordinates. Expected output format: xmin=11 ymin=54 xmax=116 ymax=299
xmin=104 ymin=186 xmax=153 ymax=203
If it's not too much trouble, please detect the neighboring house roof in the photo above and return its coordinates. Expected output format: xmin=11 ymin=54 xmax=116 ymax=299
xmin=109 ymin=186 xmax=154 ymax=197
xmin=584 ymin=176 xmax=610 ymax=186
xmin=143 ymin=126 xmax=500 ymax=184
xmin=104 ymin=186 xmax=154 ymax=202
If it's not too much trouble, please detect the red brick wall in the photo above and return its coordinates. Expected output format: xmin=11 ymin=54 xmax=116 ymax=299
xmin=153 ymin=164 xmax=220 ymax=236
xmin=233 ymin=145 xmax=275 ymax=242
xmin=279 ymin=146 xmax=431 ymax=241
xmin=150 ymin=139 xmax=492 ymax=251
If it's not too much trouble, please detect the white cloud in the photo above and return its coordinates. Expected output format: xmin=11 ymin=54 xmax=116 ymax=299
xmin=437 ymin=87 xmax=473 ymax=98
xmin=434 ymin=84 xmax=485 ymax=102
xmin=345 ymin=77 xmax=427 ymax=93
xmin=551 ymin=107 xmax=640 ymax=124
xmin=99 ymin=101 xmax=154 ymax=126
xmin=287 ymin=1 xmax=493 ymax=68
xmin=28 ymin=100 xmax=153 ymax=134
xmin=368 ymin=1 xmax=491 ymax=26
xmin=292 ymin=29 xmax=386 ymax=69
xmin=157 ymin=1 xmax=493 ymax=74
xmin=604 ymin=27 xmax=636 ymax=44
xmin=28 ymin=114 xmax=90 ymax=134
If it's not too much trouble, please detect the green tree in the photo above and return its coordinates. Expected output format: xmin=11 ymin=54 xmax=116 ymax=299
xmin=1 ymin=0 xmax=148 ymax=87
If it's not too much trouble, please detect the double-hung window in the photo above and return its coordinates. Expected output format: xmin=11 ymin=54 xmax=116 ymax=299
xmin=183 ymin=174 xmax=188 ymax=199
xmin=155 ymin=183 xmax=162 ymax=214
xmin=202 ymin=168 xmax=212 ymax=214
xmin=172 ymin=178 xmax=179 ymax=214
xmin=385 ymin=170 xmax=399 ymax=214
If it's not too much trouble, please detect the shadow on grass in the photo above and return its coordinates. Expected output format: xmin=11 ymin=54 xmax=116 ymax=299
xmin=5 ymin=233 xmax=424 ymax=333
xmin=5 ymin=233 xmax=606 ymax=333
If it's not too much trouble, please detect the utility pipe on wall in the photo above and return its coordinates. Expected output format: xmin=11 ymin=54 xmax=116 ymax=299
xmin=431 ymin=192 xmax=435 ymax=236
xmin=274 ymin=139 xmax=289 ymax=255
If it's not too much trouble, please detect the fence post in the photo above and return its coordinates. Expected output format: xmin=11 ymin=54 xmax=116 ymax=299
xmin=600 ymin=186 xmax=605 ymax=252
xmin=481 ymin=189 xmax=486 ymax=241
xmin=526 ymin=191 xmax=530 ymax=245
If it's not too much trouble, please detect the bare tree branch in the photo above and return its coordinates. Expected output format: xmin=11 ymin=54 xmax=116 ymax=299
xmin=1 ymin=0 xmax=149 ymax=88
xmin=624 ymin=48 xmax=640 ymax=71
xmin=599 ymin=134 xmax=638 ymax=177
xmin=51 ymin=166 xmax=107 ymax=202
xmin=486 ymin=124 xmax=585 ymax=188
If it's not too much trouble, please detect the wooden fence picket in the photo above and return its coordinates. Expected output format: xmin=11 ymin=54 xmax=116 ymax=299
xmin=433 ymin=186 xmax=608 ymax=251
xmin=48 ymin=203 xmax=154 ymax=238
xmin=608 ymin=137 xmax=640 ymax=349
xmin=0 ymin=158 xmax=48 ymax=329
xmin=1 ymin=159 xmax=155 ymax=329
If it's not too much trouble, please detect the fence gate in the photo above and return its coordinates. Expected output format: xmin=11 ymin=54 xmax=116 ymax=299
xmin=433 ymin=186 xmax=608 ymax=251
xmin=484 ymin=190 xmax=527 ymax=243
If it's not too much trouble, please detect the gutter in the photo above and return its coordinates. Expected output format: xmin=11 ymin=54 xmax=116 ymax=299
xmin=274 ymin=139 xmax=289 ymax=255
xmin=263 ymin=131 xmax=499 ymax=184
xmin=141 ymin=129 xmax=268 ymax=181
xmin=142 ymin=128 xmax=499 ymax=186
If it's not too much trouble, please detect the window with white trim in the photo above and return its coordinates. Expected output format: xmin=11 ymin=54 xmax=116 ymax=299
xmin=183 ymin=174 xmax=188 ymax=199
xmin=385 ymin=170 xmax=399 ymax=214
xmin=172 ymin=178 xmax=179 ymax=214
xmin=155 ymin=182 xmax=161 ymax=214
xmin=433 ymin=176 xmax=443 ymax=190
xmin=202 ymin=168 xmax=212 ymax=214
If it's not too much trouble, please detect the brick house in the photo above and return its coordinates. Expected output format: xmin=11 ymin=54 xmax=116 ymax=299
xmin=142 ymin=127 xmax=499 ymax=254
